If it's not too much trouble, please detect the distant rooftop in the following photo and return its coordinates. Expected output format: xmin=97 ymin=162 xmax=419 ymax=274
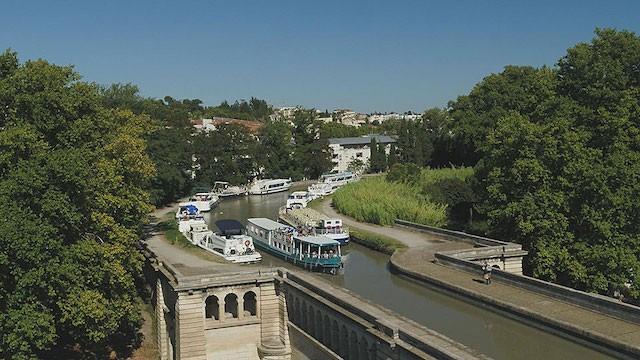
xmin=328 ymin=135 xmax=396 ymax=146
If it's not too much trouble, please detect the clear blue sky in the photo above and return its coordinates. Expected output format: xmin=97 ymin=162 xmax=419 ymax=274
xmin=1 ymin=1 xmax=639 ymax=113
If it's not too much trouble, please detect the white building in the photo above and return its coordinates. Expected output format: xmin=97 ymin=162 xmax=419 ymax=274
xmin=328 ymin=135 xmax=396 ymax=173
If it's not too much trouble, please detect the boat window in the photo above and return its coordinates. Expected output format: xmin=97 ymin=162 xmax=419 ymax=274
xmin=224 ymin=293 xmax=239 ymax=319
xmin=243 ymin=291 xmax=257 ymax=316
xmin=205 ymin=295 xmax=220 ymax=320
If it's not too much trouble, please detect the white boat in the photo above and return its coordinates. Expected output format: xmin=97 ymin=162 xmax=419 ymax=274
xmin=246 ymin=218 xmax=342 ymax=274
xmin=188 ymin=192 xmax=219 ymax=212
xmin=278 ymin=207 xmax=350 ymax=245
xmin=189 ymin=219 xmax=261 ymax=264
xmin=286 ymin=191 xmax=312 ymax=209
xmin=248 ymin=178 xmax=292 ymax=195
xmin=211 ymin=181 xmax=247 ymax=198
xmin=175 ymin=203 xmax=206 ymax=233
xmin=307 ymin=182 xmax=334 ymax=200
xmin=319 ymin=171 xmax=357 ymax=186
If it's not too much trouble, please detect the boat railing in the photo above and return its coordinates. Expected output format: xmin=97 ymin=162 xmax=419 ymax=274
xmin=314 ymin=227 xmax=349 ymax=235
xmin=301 ymin=253 xmax=341 ymax=265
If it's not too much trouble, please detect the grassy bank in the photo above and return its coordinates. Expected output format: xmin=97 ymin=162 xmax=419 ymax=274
xmin=156 ymin=217 xmax=227 ymax=263
xmin=349 ymin=227 xmax=406 ymax=255
xmin=157 ymin=219 xmax=195 ymax=248
xmin=333 ymin=167 xmax=473 ymax=227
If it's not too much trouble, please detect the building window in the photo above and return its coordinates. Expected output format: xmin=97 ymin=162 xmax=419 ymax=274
xmin=356 ymin=152 xmax=363 ymax=158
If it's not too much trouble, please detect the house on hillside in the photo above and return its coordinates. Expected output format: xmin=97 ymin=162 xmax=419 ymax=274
xmin=191 ymin=117 xmax=264 ymax=134
xmin=328 ymin=135 xmax=396 ymax=173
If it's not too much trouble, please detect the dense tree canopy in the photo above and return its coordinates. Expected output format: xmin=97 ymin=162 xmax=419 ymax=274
xmin=476 ymin=29 xmax=640 ymax=299
xmin=0 ymin=50 xmax=154 ymax=358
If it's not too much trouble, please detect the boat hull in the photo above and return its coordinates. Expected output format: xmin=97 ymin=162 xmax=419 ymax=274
xmin=252 ymin=239 xmax=341 ymax=274
xmin=249 ymin=185 xmax=291 ymax=195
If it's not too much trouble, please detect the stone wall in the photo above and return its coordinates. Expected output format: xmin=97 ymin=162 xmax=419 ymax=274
xmin=280 ymin=270 xmax=487 ymax=360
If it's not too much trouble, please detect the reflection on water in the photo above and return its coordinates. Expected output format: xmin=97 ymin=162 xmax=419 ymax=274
xmin=203 ymin=189 xmax=611 ymax=360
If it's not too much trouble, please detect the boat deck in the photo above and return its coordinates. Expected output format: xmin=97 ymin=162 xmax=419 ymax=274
xmin=280 ymin=207 xmax=329 ymax=227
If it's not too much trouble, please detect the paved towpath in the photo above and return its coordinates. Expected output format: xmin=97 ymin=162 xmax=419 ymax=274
xmin=313 ymin=196 xmax=640 ymax=358
xmin=143 ymin=204 xmax=242 ymax=275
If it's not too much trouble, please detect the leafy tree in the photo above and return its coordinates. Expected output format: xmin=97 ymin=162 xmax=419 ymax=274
xmin=377 ymin=141 xmax=387 ymax=171
xmin=194 ymin=124 xmax=257 ymax=184
xmin=347 ymin=158 xmax=367 ymax=174
xmin=99 ymin=84 xmax=195 ymax=206
xmin=0 ymin=50 xmax=153 ymax=357
xmin=448 ymin=65 xmax=556 ymax=165
xmin=369 ymin=137 xmax=380 ymax=173
xmin=478 ymin=29 xmax=640 ymax=300
xmin=387 ymin=143 xmax=398 ymax=168
xmin=291 ymin=109 xmax=331 ymax=179
xmin=256 ymin=120 xmax=295 ymax=179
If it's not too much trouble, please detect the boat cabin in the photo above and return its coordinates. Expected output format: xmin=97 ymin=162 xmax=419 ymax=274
xmin=293 ymin=235 xmax=341 ymax=260
xmin=286 ymin=191 xmax=310 ymax=209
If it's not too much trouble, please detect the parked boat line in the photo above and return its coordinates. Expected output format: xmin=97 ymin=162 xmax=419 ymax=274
xmin=248 ymin=178 xmax=292 ymax=195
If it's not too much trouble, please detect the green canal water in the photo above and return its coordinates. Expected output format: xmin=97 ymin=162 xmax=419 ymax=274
xmin=203 ymin=189 xmax=614 ymax=360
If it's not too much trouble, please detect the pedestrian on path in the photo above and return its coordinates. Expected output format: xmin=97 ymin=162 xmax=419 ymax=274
xmin=482 ymin=261 xmax=492 ymax=285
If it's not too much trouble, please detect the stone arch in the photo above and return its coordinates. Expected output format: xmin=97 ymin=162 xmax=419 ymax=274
xmin=331 ymin=320 xmax=340 ymax=353
xmin=359 ymin=337 xmax=371 ymax=360
xmin=301 ymin=301 xmax=308 ymax=330
xmin=205 ymin=295 xmax=220 ymax=320
xmin=324 ymin=315 xmax=331 ymax=347
xmin=316 ymin=309 xmax=323 ymax=342
xmin=243 ymin=291 xmax=257 ymax=316
xmin=224 ymin=293 xmax=239 ymax=319
xmin=294 ymin=297 xmax=301 ymax=324
xmin=339 ymin=324 xmax=348 ymax=358
xmin=308 ymin=305 xmax=316 ymax=337
xmin=349 ymin=330 xmax=359 ymax=359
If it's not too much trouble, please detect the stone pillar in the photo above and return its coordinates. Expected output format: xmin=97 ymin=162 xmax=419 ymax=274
xmin=239 ymin=295 xmax=245 ymax=319
xmin=175 ymin=292 xmax=207 ymax=360
xmin=218 ymin=299 xmax=225 ymax=322
xmin=257 ymin=283 xmax=291 ymax=360
xmin=156 ymin=278 xmax=169 ymax=360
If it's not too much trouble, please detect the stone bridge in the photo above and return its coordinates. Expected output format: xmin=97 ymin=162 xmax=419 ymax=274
xmin=144 ymin=245 xmax=486 ymax=360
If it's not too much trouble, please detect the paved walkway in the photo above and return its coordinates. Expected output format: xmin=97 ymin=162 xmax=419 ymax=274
xmin=315 ymin=196 xmax=640 ymax=358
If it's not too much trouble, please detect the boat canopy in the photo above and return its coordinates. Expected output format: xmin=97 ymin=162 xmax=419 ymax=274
xmin=296 ymin=235 xmax=339 ymax=246
xmin=248 ymin=218 xmax=290 ymax=231
xmin=182 ymin=205 xmax=199 ymax=215
xmin=216 ymin=219 xmax=244 ymax=236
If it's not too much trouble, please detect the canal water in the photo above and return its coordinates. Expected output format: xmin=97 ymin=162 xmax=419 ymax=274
xmin=203 ymin=189 xmax=612 ymax=360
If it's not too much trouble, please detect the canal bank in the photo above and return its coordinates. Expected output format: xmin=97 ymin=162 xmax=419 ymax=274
xmin=313 ymin=195 xmax=640 ymax=359
xmin=203 ymin=189 xmax=615 ymax=360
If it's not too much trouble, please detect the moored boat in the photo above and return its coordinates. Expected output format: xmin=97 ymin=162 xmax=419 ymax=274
xmin=246 ymin=218 xmax=342 ymax=274
xmin=248 ymin=178 xmax=292 ymax=195
xmin=211 ymin=181 xmax=248 ymax=198
xmin=188 ymin=219 xmax=261 ymax=263
xmin=278 ymin=206 xmax=350 ymax=245
xmin=286 ymin=191 xmax=312 ymax=209
xmin=176 ymin=203 xmax=206 ymax=233
xmin=188 ymin=192 xmax=219 ymax=212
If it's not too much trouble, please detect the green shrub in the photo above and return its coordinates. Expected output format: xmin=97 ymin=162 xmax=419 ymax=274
xmin=333 ymin=177 xmax=447 ymax=226
xmin=333 ymin=167 xmax=474 ymax=228
xmin=349 ymin=228 xmax=406 ymax=254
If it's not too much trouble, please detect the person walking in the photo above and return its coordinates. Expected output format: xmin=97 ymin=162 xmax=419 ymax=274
xmin=482 ymin=261 xmax=491 ymax=285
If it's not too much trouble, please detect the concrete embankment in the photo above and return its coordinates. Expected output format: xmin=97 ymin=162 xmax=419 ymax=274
xmin=312 ymin=197 xmax=640 ymax=359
